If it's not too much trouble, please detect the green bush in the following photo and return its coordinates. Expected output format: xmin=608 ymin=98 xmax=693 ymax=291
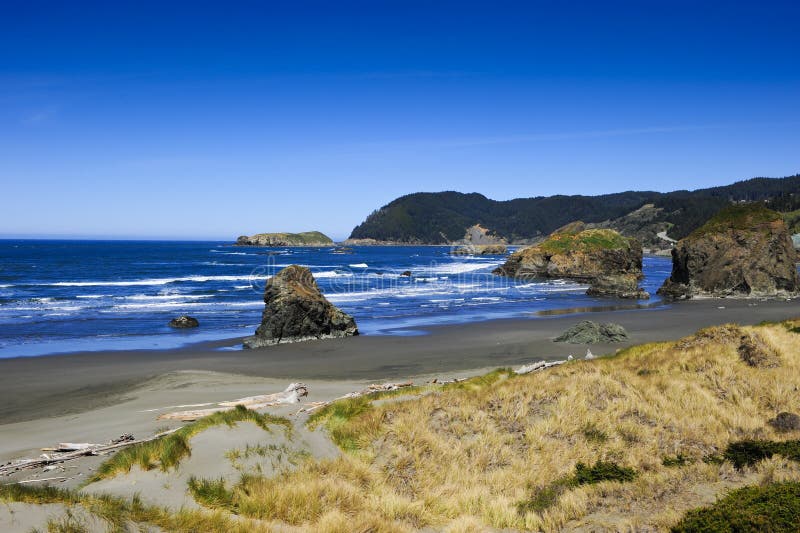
xmin=573 ymin=461 xmax=637 ymax=484
xmin=517 ymin=460 xmax=637 ymax=515
xmin=672 ymin=482 xmax=800 ymax=532
xmin=724 ymin=440 xmax=800 ymax=469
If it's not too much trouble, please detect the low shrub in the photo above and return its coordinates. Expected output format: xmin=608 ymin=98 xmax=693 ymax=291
xmin=672 ymin=482 xmax=800 ymax=532
xmin=724 ymin=440 xmax=800 ymax=469
xmin=517 ymin=460 xmax=637 ymax=515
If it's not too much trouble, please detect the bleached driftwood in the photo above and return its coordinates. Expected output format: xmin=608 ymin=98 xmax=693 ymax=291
xmin=0 ymin=428 xmax=181 ymax=477
xmin=514 ymin=359 xmax=567 ymax=375
xmin=157 ymin=382 xmax=309 ymax=422
xmin=297 ymin=381 xmax=414 ymax=415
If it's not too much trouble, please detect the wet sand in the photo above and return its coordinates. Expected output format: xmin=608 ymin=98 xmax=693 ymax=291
xmin=1 ymin=298 xmax=797 ymax=427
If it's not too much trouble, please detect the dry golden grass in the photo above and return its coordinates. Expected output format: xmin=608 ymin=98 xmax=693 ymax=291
xmin=194 ymin=319 xmax=800 ymax=531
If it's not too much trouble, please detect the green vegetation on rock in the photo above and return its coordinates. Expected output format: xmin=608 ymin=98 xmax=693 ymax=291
xmin=690 ymin=203 xmax=783 ymax=238
xmin=538 ymin=228 xmax=633 ymax=253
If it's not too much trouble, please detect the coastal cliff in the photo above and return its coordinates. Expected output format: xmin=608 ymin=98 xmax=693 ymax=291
xmin=243 ymin=265 xmax=358 ymax=348
xmin=657 ymin=204 xmax=800 ymax=299
xmin=235 ymin=231 xmax=333 ymax=247
xmin=494 ymin=227 xmax=648 ymax=299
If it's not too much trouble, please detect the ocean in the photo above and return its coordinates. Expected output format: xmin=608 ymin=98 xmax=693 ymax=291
xmin=0 ymin=240 xmax=673 ymax=357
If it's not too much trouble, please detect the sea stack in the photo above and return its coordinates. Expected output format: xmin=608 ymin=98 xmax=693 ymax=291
xmin=657 ymin=203 xmax=800 ymax=299
xmin=243 ymin=265 xmax=358 ymax=348
xmin=494 ymin=226 xmax=648 ymax=299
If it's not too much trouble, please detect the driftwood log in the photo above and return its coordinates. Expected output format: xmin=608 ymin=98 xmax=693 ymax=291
xmin=297 ymin=381 xmax=414 ymax=415
xmin=514 ymin=359 xmax=567 ymax=375
xmin=157 ymin=382 xmax=309 ymax=422
xmin=0 ymin=428 xmax=181 ymax=477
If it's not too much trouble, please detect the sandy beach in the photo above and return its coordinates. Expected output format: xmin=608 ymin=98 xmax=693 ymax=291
xmin=1 ymin=298 xmax=798 ymax=453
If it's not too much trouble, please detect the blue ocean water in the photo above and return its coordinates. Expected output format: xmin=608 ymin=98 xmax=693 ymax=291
xmin=0 ymin=240 xmax=673 ymax=357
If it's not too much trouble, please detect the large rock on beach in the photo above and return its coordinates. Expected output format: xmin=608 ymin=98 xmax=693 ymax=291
xmin=494 ymin=227 xmax=648 ymax=299
xmin=657 ymin=204 xmax=800 ymax=299
xmin=554 ymin=320 xmax=629 ymax=344
xmin=243 ymin=265 xmax=358 ymax=348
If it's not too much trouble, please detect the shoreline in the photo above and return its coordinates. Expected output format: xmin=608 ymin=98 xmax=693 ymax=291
xmin=0 ymin=298 xmax=798 ymax=428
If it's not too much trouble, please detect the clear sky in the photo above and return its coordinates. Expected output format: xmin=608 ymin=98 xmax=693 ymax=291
xmin=1 ymin=1 xmax=799 ymax=240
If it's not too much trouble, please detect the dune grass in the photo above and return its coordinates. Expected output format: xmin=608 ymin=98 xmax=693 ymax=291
xmin=182 ymin=320 xmax=800 ymax=531
xmin=89 ymin=405 xmax=290 ymax=482
xmin=0 ymin=482 xmax=267 ymax=533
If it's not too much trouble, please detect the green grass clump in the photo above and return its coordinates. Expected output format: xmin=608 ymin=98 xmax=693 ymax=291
xmin=90 ymin=405 xmax=290 ymax=481
xmin=517 ymin=460 xmax=637 ymax=515
xmin=188 ymin=477 xmax=235 ymax=511
xmin=307 ymin=396 xmax=376 ymax=451
xmin=662 ymin=454 xmax=691 ymax=467
xmin=723 ymin=440 xmax=800 ymax=469
xmin=672 ymin=481 xmax=800 ymax=532
xmin=0 ymin=482 xmax=254 ymax=533
xmin=573 ymin=461 xmax=637 ymax=484
xmin=582 ymin=424 xmax=609 ymax=443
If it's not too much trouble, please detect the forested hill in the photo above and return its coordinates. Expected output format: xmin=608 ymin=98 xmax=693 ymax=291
xmin=348 ymin=174 xmax=800 ymax=244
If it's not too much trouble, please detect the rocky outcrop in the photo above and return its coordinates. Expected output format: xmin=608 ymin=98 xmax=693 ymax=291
xmin=462 ymin=224 xmax=507 ymax=245
xmin=554 ymin=321 xmax=629 ymax=344
xmin=450 ymin=244 xmax=508 ymax=256
xmin=657 ymin=204 xmax=800 ymax=299
xmin=169 ymin=315 xmax=199 ymax=328
xmin=243 ymin=265 xmax=358 ymax=348
xmin=236 ymin=231 xmax=333 ymax=247
xmin=494 ymin=228 xmax=648 ymax=299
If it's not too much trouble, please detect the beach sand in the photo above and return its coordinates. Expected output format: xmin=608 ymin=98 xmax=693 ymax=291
xmin=0 ymin=298 xmax=798 ymax=530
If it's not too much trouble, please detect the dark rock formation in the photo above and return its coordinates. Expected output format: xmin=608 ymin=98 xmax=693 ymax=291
xmin=450 ymin=244 xmax=508 ymax=256
xmin=400 ymin=271 xmax=412 ymax=277
xmin=768 ymin=412 xmax=800 ymax=432
xmin=657 ymin=204 xmax=800 ymax=299
xmin=169 ymin=316 xmax=199 ymax=328
xmin=243 ymin=265 xmax=358 ymax=348
xmin=494 ymin=228 xmax=648 ymax=299
xmin=554 ymin=321 xmax=629 ymax=344
xmin=235 ymin=231 xmax=333 ymax=247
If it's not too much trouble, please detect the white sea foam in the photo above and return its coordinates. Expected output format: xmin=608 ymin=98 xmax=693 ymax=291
xmin=0 ymin=284 xmax=12 ymax=288
xmin=121 ymin=294 xmax=213 ymax=301
xmin=76 ymin=294 xmax=108 ymax=299
xmin=312 ymin=270 xmax=354 ymax=279
xmin=424 ymin=261 xmax=502 ymax=275
xmin=47 ymin=275 xmax=256 ymax=287
xmin=210 ymin=250 xmax=252 ymax=256
xmin=349 ymin=263 xmax=369 ymax=268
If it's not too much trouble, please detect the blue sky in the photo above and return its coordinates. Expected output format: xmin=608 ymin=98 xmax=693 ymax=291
xmin=1 ymin=1 xmax=799 ymax=240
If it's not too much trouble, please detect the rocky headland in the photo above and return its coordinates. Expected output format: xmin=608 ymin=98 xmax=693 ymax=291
xmin=494 ymin=226 xmax=649 ymax=299
xmin=235 ymin=231 xmax=333 ymax=247
xmin=243 ymin=265 xmax=358 ymax=348
xmin=657 ymin=203 xmax=800 ymax=299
